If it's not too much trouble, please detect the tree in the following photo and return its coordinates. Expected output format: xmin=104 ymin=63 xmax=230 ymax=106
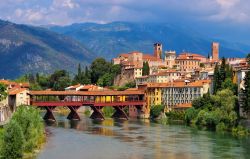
xmin=142 ymin=61 xmax=150 ymax=76
xmin=221 ymin=78 xmax=237 ymax=94
xmin=213 ymin=63 xmax=221 ymax=94
xmin=111 ymin=64 xmax=121 ymax=76
xmin=150 ymin=105 xmax=164 ymax=118
xmin=97 ymin=73 xmax=113 ymax=87
xmin=90 ymin=58 xmax=111 ymax=83
xmin=1 ymin=120 xmax=24 ymax=159
xmin=12 ymin=106 xmax=45 ymax=152
xmin=49 ymin=70 xmax=71 ymax=90
xmin=220 ymin=57 xmax=226 ymax=82
xmin=0 ymin=83 xmax=7 ymax=101
xmin=35 ymin=73 xmax=40 ymax=83
xmin=242 ymin=54 xmax=250 ymax=113
xmin=243 ymin=66 xmax=250 ymax=113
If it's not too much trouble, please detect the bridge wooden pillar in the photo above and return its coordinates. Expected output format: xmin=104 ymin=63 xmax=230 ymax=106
xmin=112 ymin=106 xmax=128 ymax=120
xmin=67 ymin=106 xmax=81 ymax=120
xmin=43 ymin=106 xmax=56 ymax=121
xmin=90 ymin=106 xmax=105 ymax=120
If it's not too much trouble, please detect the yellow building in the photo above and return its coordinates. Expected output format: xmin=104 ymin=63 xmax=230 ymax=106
xmin=145 ymin=80 xmax=211 ymax=111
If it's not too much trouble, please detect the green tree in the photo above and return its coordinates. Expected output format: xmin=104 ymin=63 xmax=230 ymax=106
xmin=220 ymin=57 xmax=226 ymax=82
xmin=1 ymin=120 xmax=24 ymax=159
xmin=49 ymin=70 xmax=71 ymax=90
xmin=12 ymin=106 xmax=45 ymax=152
xmin=125 ymin=81 xmax=136 ymax=88
xmin=0 ymin=83 xmax=7 ymax=101
xmin=111 ymin=64 xmax=121 ymax=76
xmin=221 ymin=78 xmax=237 ymax=94
xmin=142 ymin=61 xmax=150 ymax=76
xmin=97 ymin=73 xmax=113 ymax=87
xmin=213 ymin=64 xmax=221 ymax=94
xmin=243 ymin=54 xmax=250 ymax=113
xmin=185 ymin=107 xmax=197 ymax=123
xmin=150 ymin=105 xmax=164 ymax=118
xmin=90 ymin=58 xmax=111 ymax=83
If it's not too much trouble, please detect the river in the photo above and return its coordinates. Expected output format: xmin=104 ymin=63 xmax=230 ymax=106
xmin=37 ymin=113 xmax=250 ymax=159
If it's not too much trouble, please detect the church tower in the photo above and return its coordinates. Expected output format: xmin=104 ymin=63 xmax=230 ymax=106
xmin=212 ymin=42 xmax=219 ymax=61
xmin=154 ymin=43 xmax=162 ymax=59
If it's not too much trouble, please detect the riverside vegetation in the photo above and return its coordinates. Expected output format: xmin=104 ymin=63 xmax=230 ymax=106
xmin=0 ymin=106 xmax=45 ymax=159
xmin=151 ymin=55 xmax=250 ymax=137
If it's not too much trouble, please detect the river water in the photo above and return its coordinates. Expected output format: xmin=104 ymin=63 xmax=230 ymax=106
xmin=37 ymin=113 xmax=250 ymax=159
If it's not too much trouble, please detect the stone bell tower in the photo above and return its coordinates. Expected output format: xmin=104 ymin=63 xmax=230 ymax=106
xmin=154 ymin=43 xmax=162 ymax=59
xmin=212 ymin=42 xmax=219 ymax=61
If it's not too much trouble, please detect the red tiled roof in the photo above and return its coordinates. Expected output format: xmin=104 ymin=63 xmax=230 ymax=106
xmin=8 ymin=88 xmax=27 ymax=95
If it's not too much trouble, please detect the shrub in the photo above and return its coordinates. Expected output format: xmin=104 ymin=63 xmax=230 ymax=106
xmin=195 ymin=110 xmax=207 ymax=126
xmin=166 ymin=110 xmax=185 ymax=120
xmin=1 ymin=120 xmax=24 ymax=159
xmin=150 ymin=105 xmax=164 ymax=118
xmin=185 ymin=108 xmax=197 ymax=123
xmin=103 ymin=107 xmax=114 ymax=118
xmin=84 ymin=109 xmax=91 ymax=116
xmin=232 ymin=125 xmax=249 ymax=137
xmin=11 ymin=106 xmax=45 ymax=152
xmin=216 ymin=122 xmax=227 ymax=132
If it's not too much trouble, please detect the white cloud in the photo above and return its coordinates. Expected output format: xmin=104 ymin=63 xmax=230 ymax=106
xmin=0 ymin=0 xmax=249 ymax=25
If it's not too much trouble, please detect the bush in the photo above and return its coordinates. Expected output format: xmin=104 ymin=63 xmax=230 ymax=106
xmin=232 ymin=125 xmax=249 ymax=137
xmin=185 ymin=108 xmax=197 ymax=123
xmin=11 ymin=106 xmax=45 ymax=152
xmin=195 ymin=110 xmax=207 ymax=126
xmin=84 ymin=109 xmax=91 ymax=116
xmin=166 ymin=110 xmax=185 ymax=120
xmin=216 ymin=122 xmax=227 ymax=132
xmin=103 ymin=107 xmax=114 ymax=118
xmin=150 ymin=105 xmax=164 ymax=118
xmin=1 ymin=120 xmax=24 ymax=159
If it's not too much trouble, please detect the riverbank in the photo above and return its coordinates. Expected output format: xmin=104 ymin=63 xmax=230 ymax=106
xmin=0 ymin=106 xmax=46 ymax=159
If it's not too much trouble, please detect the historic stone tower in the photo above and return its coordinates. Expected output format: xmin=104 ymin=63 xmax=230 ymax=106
xmin=212 ymin=42 xmax=219 ymax=61
xmin=154 ymin=43 xmax=162 ymax=59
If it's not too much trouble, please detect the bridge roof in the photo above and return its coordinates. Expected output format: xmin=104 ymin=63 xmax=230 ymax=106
xmin=29 ymin=90 xmax=145 ymax=96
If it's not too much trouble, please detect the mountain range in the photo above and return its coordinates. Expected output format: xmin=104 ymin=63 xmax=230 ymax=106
xmin=0 ymin=20 xmax=249 ymax=79
xmin=0 ymin=20 xmax=93 ymax=79
xmin=48 ymin=22 xmax=250 ymax=59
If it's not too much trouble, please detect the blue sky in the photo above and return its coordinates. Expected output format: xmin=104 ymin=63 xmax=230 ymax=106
xmin=0 ymin=0 xmax=249 ymax=43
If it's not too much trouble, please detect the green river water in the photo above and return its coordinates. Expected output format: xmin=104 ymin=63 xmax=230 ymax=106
xmin=36 ymin=113 xmax=250 ymax=159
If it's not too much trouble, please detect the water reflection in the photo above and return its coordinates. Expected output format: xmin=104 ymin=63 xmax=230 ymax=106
xmin=38 ymin=113 xmax=250 ymax=159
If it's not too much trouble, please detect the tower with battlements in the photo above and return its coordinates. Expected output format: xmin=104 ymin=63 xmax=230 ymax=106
xmin=212 ymin=42 xmax=219 ymax=61
xmin=154 ymin=43 xmax=162 ymax=59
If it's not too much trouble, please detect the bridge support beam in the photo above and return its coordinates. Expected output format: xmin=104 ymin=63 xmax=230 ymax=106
xmin=112 ymin=106 xmax=128 ymax=120
xmin=43 ymin=106 xmax=56 ymax=121
xmin=67 ymin=106 xmax=81 ymax=120
xmin=90 ymin=106 xmax=104 ymax=120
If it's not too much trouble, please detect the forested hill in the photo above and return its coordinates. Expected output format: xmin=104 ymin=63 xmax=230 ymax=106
xmin=0 ymin=20 xmax=94 ymax=79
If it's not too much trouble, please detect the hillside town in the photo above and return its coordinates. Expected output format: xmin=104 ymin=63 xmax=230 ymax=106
xmin=0 ymin=42 xmax=249 ymax=159
xmin=0 ymin=42 xmax=249 ymax=122
xmin=113 ymin=42 xmax=248 ymax=114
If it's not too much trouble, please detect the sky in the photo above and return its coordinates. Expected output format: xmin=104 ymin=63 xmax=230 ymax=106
xmin=0 ymin=0 xmax=250 ymax=42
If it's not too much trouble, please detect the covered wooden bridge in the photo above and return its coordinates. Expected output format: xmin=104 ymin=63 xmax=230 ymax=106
xmin=29 ymin=90 xmax=146 ymax=121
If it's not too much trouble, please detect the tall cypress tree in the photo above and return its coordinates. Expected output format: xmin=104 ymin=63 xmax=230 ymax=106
xmin=213 ymin=63 xmax=220 ymax=94
xmin=142 ymin=61 xmax=150 ymax=76
xmin=220 ymin=57 xmax=226 ymax=81
xmin=243 ymin=54 xmax=250 ymax=113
